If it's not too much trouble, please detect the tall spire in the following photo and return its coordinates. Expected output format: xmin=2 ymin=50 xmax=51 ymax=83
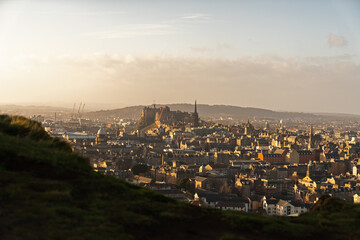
xmin=309 ymin=126 xmax=314 ymax=149
xmin=306 ymin=161 xmax=312 ymax=177
xmin=193 ymin=100 xmax=199 ymax=127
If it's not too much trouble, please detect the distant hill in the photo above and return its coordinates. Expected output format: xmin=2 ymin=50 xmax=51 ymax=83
xmin=2 ymin=104 xmax=360 ymax=122
xmin=0 ymin=104 xmax=71 ymax=120
xmin=313 ymin=112 xmax=360 ymax=118
xmin=167 ymin=103 xmax=318 ymax=120
xmin=0 ymin=104 xmax=70 ymax=113
xmin=84 ymin=103 xmax=320 ymax=121
xmin=0 ymin=114 xmax=359 ymax=240
xmin=84 ymin=105 xmax=145 ymax=121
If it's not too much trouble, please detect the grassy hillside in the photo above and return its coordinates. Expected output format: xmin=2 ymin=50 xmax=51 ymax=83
xmin=0 ymin=115 xmax=359 ymax=240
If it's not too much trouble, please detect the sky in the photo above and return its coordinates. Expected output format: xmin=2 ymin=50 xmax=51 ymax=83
xmin=0 ymin=0 xmax=359 ymax=113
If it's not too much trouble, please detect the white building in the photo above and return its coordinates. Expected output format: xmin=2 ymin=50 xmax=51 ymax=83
xmin=263 ymin=198 xmax=312 ymax=216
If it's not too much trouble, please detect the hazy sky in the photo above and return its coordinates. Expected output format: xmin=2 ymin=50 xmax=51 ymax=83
xmin=0 ymin=0 xmax=359 ymax=113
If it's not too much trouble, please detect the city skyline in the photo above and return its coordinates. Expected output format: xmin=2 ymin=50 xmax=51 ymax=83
xmin=0 ymin=0 xmax=359 ymax=114
xmin=1 ymin=1 xmax=360 ymax=236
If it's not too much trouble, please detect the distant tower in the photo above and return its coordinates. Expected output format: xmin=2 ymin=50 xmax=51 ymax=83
xmin=353 ymin=164 xmax=358 ymax=176
xmin=115 ymin=125 xmax=120 ymax=137
xmin=265 ymin=121 xmax=270 ymax=131
xmin=306 ymin=161 xmax=312 ymax=177
xmin=96 ymin=126 xmax=107 ymax=145
xmin=244 ymin=118 xmax=254 ymax=135
xmin=199 ymin=165 xmax=206 ymax=176
xmin=308 ymin=126 xmax=314 ymax=150
xmin=161 ymin=154 xmax=165 ymax=166
xmin=193 ymin=100 xmax=199 ymax=127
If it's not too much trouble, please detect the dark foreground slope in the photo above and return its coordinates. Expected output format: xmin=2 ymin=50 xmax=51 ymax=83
xmin=0 ymin=115 xmax=359 ymax=240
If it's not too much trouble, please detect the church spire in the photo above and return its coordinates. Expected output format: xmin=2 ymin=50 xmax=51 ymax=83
xmin=193 ymin=100 xmax=199 ymax=127
xmin=309 ymin=126 xmax=314 ymax=149
xmin=306 ymin=161 xmax=312 ymax=177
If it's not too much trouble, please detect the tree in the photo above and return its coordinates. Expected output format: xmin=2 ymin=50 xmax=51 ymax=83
xmin=177 ymin=178 xmax=189 ymax=189
xmin=177 ymin=178 xmax=194 ymax=193
xmin=131 ymin=163 xmax=149 ymax=175
xmin=219 ymin=182 xmax=232 ymax=194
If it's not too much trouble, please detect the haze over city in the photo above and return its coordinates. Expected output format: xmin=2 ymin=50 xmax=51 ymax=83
xmin=0 ymin=0 xmax=359 ymax=114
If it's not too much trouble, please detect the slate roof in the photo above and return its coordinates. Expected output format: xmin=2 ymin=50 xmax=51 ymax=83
xmin=217 ymin=201 xmax=246 ymax=208
xmin=277 ymin=199 xmax=289 ymax=207
xmin=263 ymin=154 xmax=282 ymax=158
xmin=297 ymin=150 xmax=312 ymax=155
xmin=195 ymin=176 xmax=208 ymax=182
xmin=196 ymin=191 xmax=245 ymax=203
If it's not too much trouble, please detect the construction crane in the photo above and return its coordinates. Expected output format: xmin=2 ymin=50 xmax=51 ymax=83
xmin=77 ymin=102 xmax=86 ymax=127
xmin=155 ymin=107 xmax=165 ymax=128
xmin=81 ymin=103 xmax=85 ymax=114
xmin=72 ymin=103 xmax=76 ymax=120
xmin=77 ymin=102 xmax=82 ymax=117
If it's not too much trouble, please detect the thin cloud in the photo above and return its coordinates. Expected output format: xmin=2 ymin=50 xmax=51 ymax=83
xmin=22 ymin=10 xmax=127 ymax=16
xmin=307 ymin=54 xmax=355 ymax=64
xmin=190 ymin=47 xmax=212 ymax=53
xmin=191 ymin=43 xmax=234 ymax=53
xmin=181 ymin=13 xmax=211 ymax=20
xmin=216 ymin=43 xmax=234 ymax=51
xmin=70 ymin=11 xmax=126 ymax=16
xmin=85 ymin=24 xmax=177 ymax=39
xmin=328 ymin=33 xmax=347 ymax=47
